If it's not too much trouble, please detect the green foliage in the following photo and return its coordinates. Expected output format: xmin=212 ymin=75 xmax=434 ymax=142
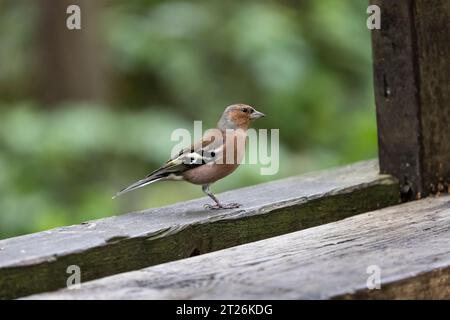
xmin=0 ymin=0 xmax=378 ymax=239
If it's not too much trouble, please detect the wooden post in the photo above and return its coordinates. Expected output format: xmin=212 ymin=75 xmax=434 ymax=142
xmin=371 ymin=0 xmax=450 ymax=200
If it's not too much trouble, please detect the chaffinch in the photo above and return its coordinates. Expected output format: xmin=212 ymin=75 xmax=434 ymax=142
xmin=114 ymin=104 xmax=265 ymax=209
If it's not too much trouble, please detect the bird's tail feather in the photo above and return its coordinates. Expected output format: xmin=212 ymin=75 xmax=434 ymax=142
xmin=112 ymin=174 xmax=164 ymax=199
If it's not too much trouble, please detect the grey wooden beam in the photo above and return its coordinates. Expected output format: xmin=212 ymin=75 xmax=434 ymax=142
xmin=0 ymin=160 xmax=398 ymax=299
xmin=371 ymin=0 xmax=450 ymax=199
xmin=26 ymin=195 xmax=450 ymax=300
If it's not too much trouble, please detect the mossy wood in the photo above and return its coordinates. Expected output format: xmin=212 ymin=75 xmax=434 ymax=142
xmin=26 ymin=195 xmax=450 ymax=300
xmin=0 ymin=161 xmax=399 ymax=299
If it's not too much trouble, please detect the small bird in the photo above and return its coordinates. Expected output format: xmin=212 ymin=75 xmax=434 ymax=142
xmin=113 ymin=104 xmax=265 ymax=209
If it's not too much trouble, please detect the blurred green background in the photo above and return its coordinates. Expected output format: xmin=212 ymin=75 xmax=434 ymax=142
xmin=0 ymin=0 xmax=377 ymax=239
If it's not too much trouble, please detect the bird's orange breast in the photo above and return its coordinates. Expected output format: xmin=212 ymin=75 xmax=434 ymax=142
xmin=182 ymin=163 xmax=239 ymax=185
xmin=182 ymin=129 xmax=247 ymax=185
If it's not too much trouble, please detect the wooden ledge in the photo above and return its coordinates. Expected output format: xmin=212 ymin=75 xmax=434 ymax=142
xmin=26 ymin=195 xmax=450 ymax=300
xmin=0 ymin=160 xmax=399 ymax=299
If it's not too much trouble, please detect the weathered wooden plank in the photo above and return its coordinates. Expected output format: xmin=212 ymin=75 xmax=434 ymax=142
xmin=371 ymin=0 xmax=450 ymax=199
xmin=26 ymin=195 xmax=450 ymax=300
xmin=0 ymin=160 xmax=399 ymax=299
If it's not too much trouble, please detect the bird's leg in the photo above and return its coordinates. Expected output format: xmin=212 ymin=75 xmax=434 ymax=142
xmin=202 ymin=184 xmax=222 ymax=208
xmin=202 ymin=184 xmax=241 ymax=210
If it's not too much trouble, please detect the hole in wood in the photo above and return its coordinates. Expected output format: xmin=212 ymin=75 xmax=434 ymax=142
xmin=190 ymin=248 xmax=201 ymax=257
xmin=400 ymin=179 xmax=414 ymax=202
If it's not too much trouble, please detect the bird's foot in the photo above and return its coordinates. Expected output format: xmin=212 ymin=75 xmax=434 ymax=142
xmin=204 ymin=202 xmax=242 ymax=210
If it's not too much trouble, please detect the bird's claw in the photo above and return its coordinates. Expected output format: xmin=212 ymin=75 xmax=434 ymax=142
xmin=204 ymin=203 xmax=242 ymax=210
xmin=221 ymin=202 xmax=242 ymax=209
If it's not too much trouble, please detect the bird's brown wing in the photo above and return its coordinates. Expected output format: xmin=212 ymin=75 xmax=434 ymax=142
xmin=158 ymin=132 xmax=221 ymax=175
xmin=113 ymin=133 xmax=221 ymax=198
xmin=170 ymin=131 xmax=218 ymax=161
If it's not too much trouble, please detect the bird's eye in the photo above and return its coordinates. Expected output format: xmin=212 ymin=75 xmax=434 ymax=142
xmin=241 ymin=108 xmax=248 ymax=113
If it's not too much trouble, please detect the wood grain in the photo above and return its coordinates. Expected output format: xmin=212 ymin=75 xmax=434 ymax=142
xmin=0 ymin=160 xmax=398 ymax=299
xmin=26 ymin=195 xmax=450 ymax=300
xmin=371 ymin=0 xmax=450 ymax=199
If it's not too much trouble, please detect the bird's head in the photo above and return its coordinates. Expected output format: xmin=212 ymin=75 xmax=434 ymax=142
xmin=218 ymin=104 xmax=265 ymax=130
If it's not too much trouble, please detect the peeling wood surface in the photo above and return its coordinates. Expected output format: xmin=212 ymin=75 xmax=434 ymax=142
xmin=0 ymin=160 xmax=399 ymax=299
xmin=26 ymin=195 xmax=450 ymax=300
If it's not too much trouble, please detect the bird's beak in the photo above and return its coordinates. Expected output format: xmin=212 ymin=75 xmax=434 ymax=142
xmin=250 ymin=110 xmax=265 ymax=120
